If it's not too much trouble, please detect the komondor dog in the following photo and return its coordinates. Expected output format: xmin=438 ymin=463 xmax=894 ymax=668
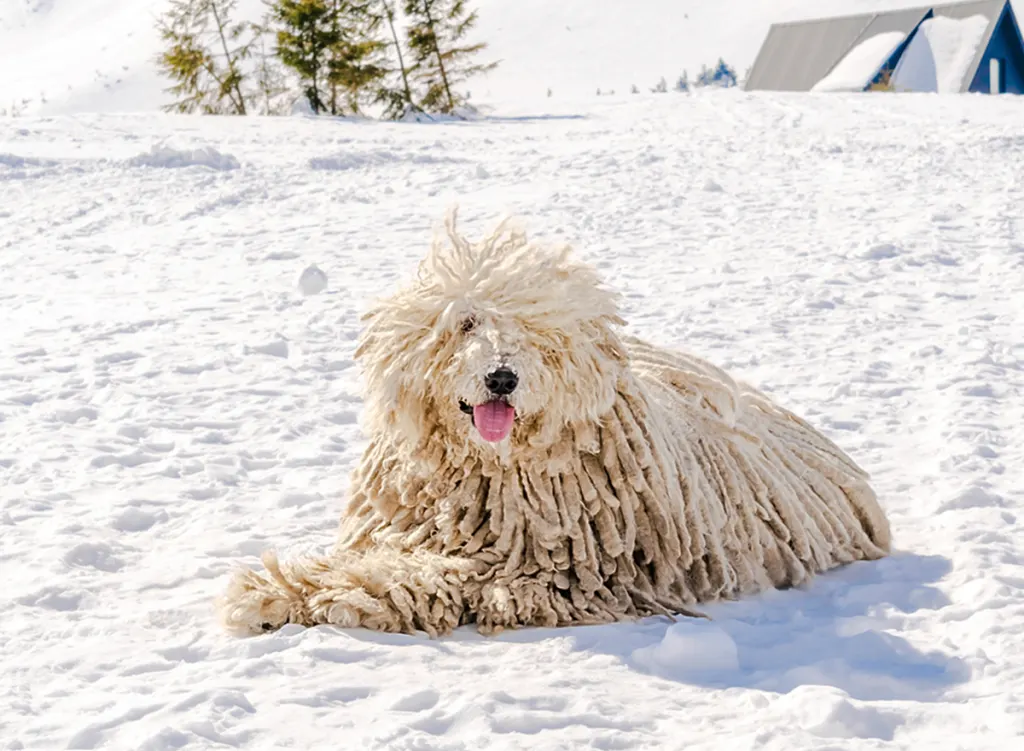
xmin=219 ymin=211 xmax=892 ymax=637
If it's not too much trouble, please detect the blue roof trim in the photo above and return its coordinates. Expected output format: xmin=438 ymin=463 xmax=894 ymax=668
xmin=966 ymin=1 xmax=1024 ymax=91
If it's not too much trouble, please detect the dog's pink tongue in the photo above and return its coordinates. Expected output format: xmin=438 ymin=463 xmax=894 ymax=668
xmin=473 ymin=400 xmax=516 ymax=442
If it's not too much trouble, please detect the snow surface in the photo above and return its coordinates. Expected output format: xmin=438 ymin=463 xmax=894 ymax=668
xmin=3 ymin=91 xmax=1024 ymax=750
xmin=892 ymin=14 xmax=992 ymax=93
xmin=0 ymin=0 xmax=928 ymax=115
xmin=812 ymin=31 xmax=907 ymax=92
xmin=127 ymin=144 xmax=241 ymax=171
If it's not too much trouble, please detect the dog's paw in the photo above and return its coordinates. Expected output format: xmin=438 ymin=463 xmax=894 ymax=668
xmin=307 ymin=585 xmax=387 ymax=630
xmin=473 ymin=579 xmax=564 ymax=635
xmin=216 ymin=568 xmax=292 ymax=635
xmin=216 ymin=551 xmax=309 ymax=636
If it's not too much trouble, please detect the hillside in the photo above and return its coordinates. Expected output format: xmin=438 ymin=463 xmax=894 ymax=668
xmin=1 ymin=0 xmax=914 ymax=115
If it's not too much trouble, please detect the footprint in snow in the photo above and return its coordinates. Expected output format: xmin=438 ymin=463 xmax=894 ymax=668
xmin=245 ymin=339 xmax=289 ymax=358
xmin=861 ymin=243 xmax=901 ymax=260
xmin=392 ymin=689 xmax=441 ymax=712
xmin=63 ymin=542 xmax=125 ymax=573
xmin=110 ymin=507 xmax=167 ymax=533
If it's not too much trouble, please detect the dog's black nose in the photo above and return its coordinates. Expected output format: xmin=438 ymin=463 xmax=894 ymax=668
xmin=484 ymin=368 xmax=518 ymax=396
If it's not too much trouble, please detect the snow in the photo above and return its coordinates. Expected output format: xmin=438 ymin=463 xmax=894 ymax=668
xmin=3 ymin=1 xmax=1024 ymax=749
xmin=771 ymin=686 xmax=903 ymax=741
xmin=127 ymin=144 xmax=241 ymax=170
xmin=812 ymin=31 xmax=908 ymax=92
xmin=3 ymin=91 xmax=1024 ymax=750
xmin=0 ymin=0 xmax=175 ymax=115
xmin=892 ymin=14 xmax=992 ymax=92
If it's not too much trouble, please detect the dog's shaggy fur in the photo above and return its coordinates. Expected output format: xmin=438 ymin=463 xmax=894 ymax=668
xmin=218 ymin=211 xmax=892 ymax=637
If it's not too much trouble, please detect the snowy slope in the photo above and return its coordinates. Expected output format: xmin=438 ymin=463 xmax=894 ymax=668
xmin=3 ymin=92 xmax=1024 ymax=749
xmin=0 ymin=0 xmax=172 ymax=115
xmin=0 ymin=0 xmax=945 ymax=115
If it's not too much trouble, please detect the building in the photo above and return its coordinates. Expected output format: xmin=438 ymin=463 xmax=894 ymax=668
xmin=745 ymin=0 xmax=1024 ymax=94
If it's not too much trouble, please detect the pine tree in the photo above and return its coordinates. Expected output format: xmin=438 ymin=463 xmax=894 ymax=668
xmin=327 ymin=2 xmax=390 ymax=115
xmin=256 ymin=44 xmax=294 ymax=114
xmin=695 ymin=59 xmax=738 ymax=88
xmin=157 ymin=0 xmax=254 ymax=115
xmin=271 ymin=0 xmax=335 ymax=114
xmin=251 ymin=15 xmax=294 ymax=114
xmin=271 ymin=0 xmax=389 ymax=115
xmin=372 ymin=0 xmax=419 ymax=119
xmin=402 ymin=0 xmax=497 ymax=115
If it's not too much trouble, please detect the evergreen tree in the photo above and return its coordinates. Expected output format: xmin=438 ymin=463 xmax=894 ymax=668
xmin=695 ymin=59 xmax=738 ymax=88
xmin=157 ymin=0 xmax=253 ymax=115
xmin=328 ymin=3 xmax=390 ymax=115
xmin=402 ymin=0 xmax=497 ymax=115
xmin=372 ymin=0 xmax=419 ymax=119
xmin=271 ymin=0 xmax=389 ymax=115
xmin=251 ymin=15 xmax=295 ymax=114
xmin=271 ymin=0 xmax=335 ymax=114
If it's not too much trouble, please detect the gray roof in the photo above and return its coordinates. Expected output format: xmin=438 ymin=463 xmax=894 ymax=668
xmin=745 ymin=0 xmax=1009 ymax=92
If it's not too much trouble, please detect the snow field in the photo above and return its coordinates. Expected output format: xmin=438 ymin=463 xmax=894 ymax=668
xmin=2 ymin=91 xmax=1024 ymax=749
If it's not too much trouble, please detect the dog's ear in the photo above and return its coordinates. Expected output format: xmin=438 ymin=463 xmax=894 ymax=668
xmin=360 ymin=355 xmax=431 ymax=451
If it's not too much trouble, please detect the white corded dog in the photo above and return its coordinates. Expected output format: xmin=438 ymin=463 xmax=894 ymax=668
xmin=218 ymin=211 xmax=892 ymax=637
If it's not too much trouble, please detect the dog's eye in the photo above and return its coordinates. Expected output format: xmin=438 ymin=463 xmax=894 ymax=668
xmin=460 ymin=316 xmax=477 ymax=334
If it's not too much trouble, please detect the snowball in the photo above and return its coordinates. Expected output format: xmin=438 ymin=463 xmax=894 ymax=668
xmin=631 ymin=621 xmax=740 ymax=680
xmin=298 ymin=264 xmax=328 ymax=296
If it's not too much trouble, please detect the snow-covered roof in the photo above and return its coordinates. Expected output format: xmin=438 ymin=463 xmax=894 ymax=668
xmin=930 ymin=0 xmax=1011 ymax=89
xmin=745 ymin=0 xmax=1011 ymax=92
xmin=811 ymin=31 xmax=913 ymax=92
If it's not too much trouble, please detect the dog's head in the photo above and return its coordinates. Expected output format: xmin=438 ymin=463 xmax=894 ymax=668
xmin=355 ymin=210 xmax=627 ymax=460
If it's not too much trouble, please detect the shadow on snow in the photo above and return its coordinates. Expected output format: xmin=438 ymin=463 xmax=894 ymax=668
xmin=523 ymin=551 xmax=963 ymax=702
xmin=333 ymin=551 xmax=965 ymax=703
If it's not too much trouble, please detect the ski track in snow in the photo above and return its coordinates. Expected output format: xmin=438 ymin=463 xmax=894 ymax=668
xmin=2 ymin=92 xmax=1024 ymax=750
